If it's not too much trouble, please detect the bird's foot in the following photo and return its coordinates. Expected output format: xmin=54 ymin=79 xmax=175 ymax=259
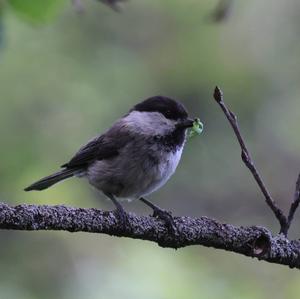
xmin=152 ymin=207 xmax=177 ymax=235
xmin=113 ymin=207 xmax=128 ymax=228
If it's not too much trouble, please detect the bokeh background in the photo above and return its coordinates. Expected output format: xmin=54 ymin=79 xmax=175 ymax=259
xmin=1 ymin=0 xmax=300 ymax=298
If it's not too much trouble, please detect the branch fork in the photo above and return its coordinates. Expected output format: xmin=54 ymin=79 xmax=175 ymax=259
xmin=213 ymin=86 xmax=300 ymax=236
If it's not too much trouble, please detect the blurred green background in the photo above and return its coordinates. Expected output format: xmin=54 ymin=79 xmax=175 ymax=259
xmin=0 ymin=0 xmax=300 ymax=298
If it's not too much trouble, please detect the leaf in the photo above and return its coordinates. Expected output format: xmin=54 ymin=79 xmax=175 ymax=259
xmin=8 ymin=0 xmax=66 ymax=23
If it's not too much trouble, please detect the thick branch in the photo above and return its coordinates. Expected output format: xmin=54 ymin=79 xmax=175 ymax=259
xmin=0 ymin=202 xmax=300 ymax=269
xmin=213 ymin=86 xmax=288 ymax=232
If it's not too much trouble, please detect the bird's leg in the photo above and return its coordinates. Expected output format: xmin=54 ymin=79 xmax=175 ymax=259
xmin=139 ymin=197 xmax=177 ymax=234
xmin=105 ymin=193 xmax=128 ymax=228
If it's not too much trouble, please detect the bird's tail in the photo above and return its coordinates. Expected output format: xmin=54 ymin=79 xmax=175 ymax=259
xmin=24 ymin=169 xmax=75 ymax=191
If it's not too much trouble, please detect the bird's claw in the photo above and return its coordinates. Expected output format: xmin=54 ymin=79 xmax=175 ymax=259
xmin=114 ymin=207 xmax=128 ymax=228
xmin=152 ymin=208 xmax=177 ymax=234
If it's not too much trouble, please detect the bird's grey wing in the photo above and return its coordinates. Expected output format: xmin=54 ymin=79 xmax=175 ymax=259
xmin=62 ymin=127 xmax=130 ymax=169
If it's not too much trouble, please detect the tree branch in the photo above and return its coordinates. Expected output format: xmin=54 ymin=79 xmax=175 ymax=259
xmin=98 ymin=0 xmax=126 ymax=12
xmin=283 ymin=174 xmax=300 ymax=235
xmin=213 ymin=86 xmax=288 ymax=232
xmin=209 ymin=0 xmax=233 ymax=23
xmin=71 ymin=0 xmax=126 ymax=13
xmin=0 ymin=202 xmax=300 ymax=269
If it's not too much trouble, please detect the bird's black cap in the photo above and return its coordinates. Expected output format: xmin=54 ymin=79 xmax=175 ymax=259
xmin=132 ymin=96 xmax=188 ymax=121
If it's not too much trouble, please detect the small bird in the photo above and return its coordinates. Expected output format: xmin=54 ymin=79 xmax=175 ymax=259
xmin=25 ymin=96 xmax=196 ymax=229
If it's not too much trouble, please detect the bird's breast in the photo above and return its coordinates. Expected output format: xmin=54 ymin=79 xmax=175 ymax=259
xmin=136 ymin=145 xmax=184 ymax=197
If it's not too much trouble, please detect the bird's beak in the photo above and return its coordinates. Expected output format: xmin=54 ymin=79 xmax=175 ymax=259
xmin=176 ymin=118 xmax=194 ymax=129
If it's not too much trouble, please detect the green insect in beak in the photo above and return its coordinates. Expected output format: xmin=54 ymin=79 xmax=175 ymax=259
xmin=188 ymin=118 xmax=204 ymax=139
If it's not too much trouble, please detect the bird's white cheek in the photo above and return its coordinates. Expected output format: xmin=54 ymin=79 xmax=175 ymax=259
xmin=124 ymin=111 xmax=175 ymax=136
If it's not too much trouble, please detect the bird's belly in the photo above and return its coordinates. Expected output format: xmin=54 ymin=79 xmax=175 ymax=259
xmin=87 ymin=147 xmax=183 ymax=201
xmin=143 ymin=154 xmax=181 ymax=194
xmin=121 ymin=149 xmax=183 ymax=200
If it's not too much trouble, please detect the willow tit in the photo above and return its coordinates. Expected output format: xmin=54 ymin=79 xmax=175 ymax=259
xmin=25 ymin=96 xmax=195 ymax=229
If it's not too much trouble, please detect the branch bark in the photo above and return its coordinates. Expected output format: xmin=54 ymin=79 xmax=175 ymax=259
xmin=284 ymin=174 xmax=300 ymax=235
xmin=0 ymin=202 xmax=300 ymax=269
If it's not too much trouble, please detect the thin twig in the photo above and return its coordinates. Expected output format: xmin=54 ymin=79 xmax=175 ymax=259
xmin=213 ymin=86 xmax=287 ymax=231
xmin=210 ymin=0 xmax=233 ymax=23
xmin=72 ymin=0 xmax=126 ymax=12
xmin=282 ymin=174 xmax=300 ymax=235
xmin=97 ymin=0 xmax=127 ymax=11
xmin=71 ymin=0 xmax=85 ymax=14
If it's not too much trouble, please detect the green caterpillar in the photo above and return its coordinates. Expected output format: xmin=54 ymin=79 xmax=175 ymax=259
xmin=188 ymin=118 xmax=203 ymax=139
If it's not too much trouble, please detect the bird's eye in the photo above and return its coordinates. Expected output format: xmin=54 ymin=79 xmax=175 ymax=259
xmin=165 ymin=110 xmax=172 ymax=117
